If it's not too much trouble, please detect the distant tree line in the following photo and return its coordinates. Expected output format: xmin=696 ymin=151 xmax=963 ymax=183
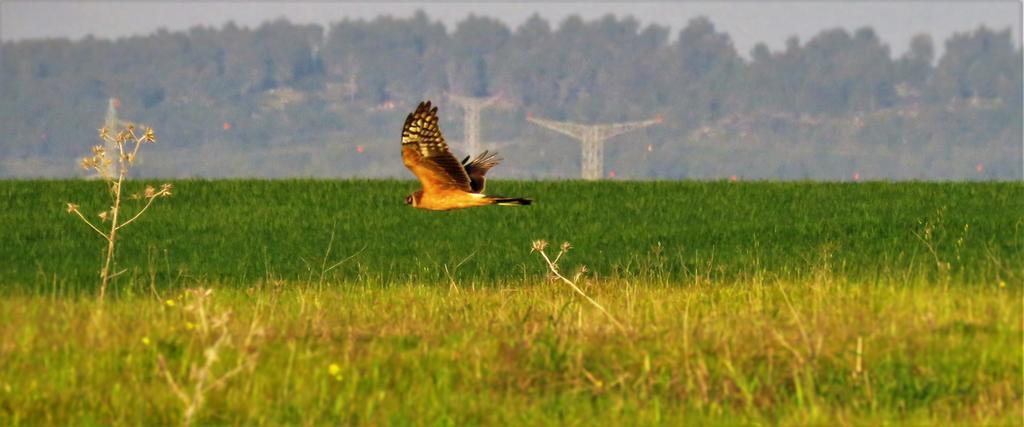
xmin=0 ymin=12 xmax=1020 ymax=179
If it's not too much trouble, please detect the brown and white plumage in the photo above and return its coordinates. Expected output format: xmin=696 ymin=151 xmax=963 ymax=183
xmin=401 ymin=101 xmax=531 ymax=211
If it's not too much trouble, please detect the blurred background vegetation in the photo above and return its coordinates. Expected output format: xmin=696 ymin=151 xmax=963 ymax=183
xmin=0 ymin=12 xmax=1020 ymax=180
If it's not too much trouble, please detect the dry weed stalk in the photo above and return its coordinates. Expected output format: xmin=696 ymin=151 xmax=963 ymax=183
xmin=158 ymin=288 xmax=262 ymax=427
xmin=531 ymin=240 xmax=627 ymax=332
xmin=66 ymin=125 xmax=172 ymax=301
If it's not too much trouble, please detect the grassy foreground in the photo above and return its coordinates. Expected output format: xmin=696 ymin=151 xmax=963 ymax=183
xmin=1 ymin=277 xmax=1019 ymax=425
xmin=0 ymin=180 xmax=1021 ymax=425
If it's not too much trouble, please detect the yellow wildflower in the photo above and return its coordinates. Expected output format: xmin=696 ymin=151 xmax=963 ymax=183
xmin=141 ymin=337 xmax=151 ymax=346
xmin=328 ymin=363 xmax=341 ymax=376
xmin=165 ymin=299 xmax=176 ymax=307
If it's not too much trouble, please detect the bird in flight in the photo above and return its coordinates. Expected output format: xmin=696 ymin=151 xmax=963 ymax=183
xmin=401 ymin=100 xmax=531 ymax=211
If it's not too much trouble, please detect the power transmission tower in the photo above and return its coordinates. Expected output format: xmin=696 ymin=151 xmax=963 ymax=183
xmin=527 ymin=113 xmax=661 ymax=180
xmin=344 ymin=72 xmax=358 ymax=103
xmin=103 ymin=98 xmax=121 ymax=133
xmin=446 ymin=94 xmax=505 ymax=156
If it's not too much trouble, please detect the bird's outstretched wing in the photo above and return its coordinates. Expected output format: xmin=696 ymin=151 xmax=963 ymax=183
xmin=461 ymin=150 xmax=502 ymax=193
xmin=401 ymin=101 xmax=472 ymax=193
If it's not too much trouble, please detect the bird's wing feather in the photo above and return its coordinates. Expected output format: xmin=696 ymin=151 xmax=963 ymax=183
xmin=461 ymin=150 xmax=502 ymax=193
xmin=401 ymin=101 xmax=472 ymax=193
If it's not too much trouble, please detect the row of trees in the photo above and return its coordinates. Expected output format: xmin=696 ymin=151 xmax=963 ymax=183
xmin=0 ymin=12 xmax=1020 ymax=179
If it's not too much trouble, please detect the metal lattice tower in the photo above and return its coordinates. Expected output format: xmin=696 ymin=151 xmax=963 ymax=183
xmin=527 ymin=114 xmax=661 ymax=180
xmin=103 ymin=98 xmax=121 ymax=133
xmin=100 ymin=98 xmax=127 ymax=177
xmin=103 ymin=97 xmax=149 ymax=133
xmin=446 ymin=94 xmax=505 ymax=156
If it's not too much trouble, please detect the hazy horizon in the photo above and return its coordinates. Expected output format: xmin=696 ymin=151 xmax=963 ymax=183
xmin=2 ymin=1 xmax=1020 ymax=180
xmin=2 ymin=2 xmax=1021 ymax=58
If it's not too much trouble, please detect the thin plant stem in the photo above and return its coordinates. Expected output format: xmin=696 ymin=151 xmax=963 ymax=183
xmin=70 ymin=209 xmax=109 ymax=240
xmin=118 ymin=190 xmax=169 ymax=230
xmin=99 ymin=145 xmax=127 ymax=302
xmin=535 ymin=245 xmax=628 ymax=333
xmin=69 ymin=125 xmax=167 ymax=303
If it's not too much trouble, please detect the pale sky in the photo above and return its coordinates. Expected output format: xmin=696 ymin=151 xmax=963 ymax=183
xmin=1 ymin=2 xmax=1021 ymax=58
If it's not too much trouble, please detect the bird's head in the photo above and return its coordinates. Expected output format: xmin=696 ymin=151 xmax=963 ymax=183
xmin=404 ymin=190 xmax=423 ymax=207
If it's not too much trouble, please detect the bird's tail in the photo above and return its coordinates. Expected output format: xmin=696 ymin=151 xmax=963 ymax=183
xmin=485 ymin=196 xmax=532 ymax=206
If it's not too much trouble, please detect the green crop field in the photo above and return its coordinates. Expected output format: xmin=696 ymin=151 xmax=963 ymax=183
xmin=2 ymin=180 xmax=1021 ymax=290
xmin=1 ymin=180 xmax=1021 ymax=425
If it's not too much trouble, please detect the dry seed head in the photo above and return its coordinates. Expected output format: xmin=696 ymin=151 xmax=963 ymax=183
xmin=98 ymin=211 xmax=109 ymax=222
xmin=144 ymin=186 xmax=155 ymax=198
xmin=160 ymin=183 xmax=173 ymax=196
xmin=561 ymin=242 xmax=572 ymax=252
xmin=98 ymin=128 xmax=110 ymax=141
xmin=116 ymin=129 xmax=132 ymax=144
xmin=531 ymin=240 xmax=549 ymax=252
xmin=143 ymin=127 xmax=156 ymax=143
xmin=572 ymin=265 xmax=589 ymax=282
xmin=66 ymin=203 xmax=79 ymax=213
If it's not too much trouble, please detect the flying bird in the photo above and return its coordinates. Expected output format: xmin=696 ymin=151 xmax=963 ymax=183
xmin=401 ymin=101 xmax=531 ymax=210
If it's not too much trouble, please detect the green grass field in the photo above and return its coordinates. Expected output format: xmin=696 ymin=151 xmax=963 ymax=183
xmin=2 ymin=180 xmax=1021 ymax=290
xmin=0 ymin=180 xmax=1021 ymax=425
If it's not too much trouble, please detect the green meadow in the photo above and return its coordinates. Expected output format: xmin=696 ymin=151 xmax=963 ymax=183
xmin=2 ymin=180 xmax=1021 ymax=290
xmin=0 ymin=180 xmax=1021 ymax=425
